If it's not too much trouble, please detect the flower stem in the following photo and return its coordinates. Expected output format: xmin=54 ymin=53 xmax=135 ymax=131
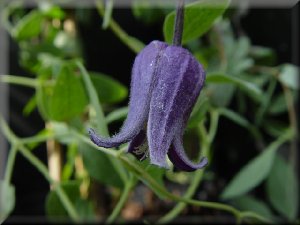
xmin=106 ymin=175 xmax=136 ymax=224
xmin=173 ymin=0 xmax=185 ymax=46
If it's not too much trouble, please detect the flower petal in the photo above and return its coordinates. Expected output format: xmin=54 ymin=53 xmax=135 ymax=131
xmin=89 ymin=41 xmax=168 ymax=148
xmin=168 ymin=137 xmax=208 ymax=172
xmin=148 ymin=45 xmax=205 ymax=168
xmin=127 ymin=130 xmax=148 ymax=161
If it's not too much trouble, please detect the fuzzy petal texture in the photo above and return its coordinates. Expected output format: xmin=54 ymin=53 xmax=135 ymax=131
xmin=148 ymin=46 xmax=205 ymax=168
xmin=168 ymin=137 xmax=208 ymax=172
xmin=89 ymin=41 xmax=168 ymax=148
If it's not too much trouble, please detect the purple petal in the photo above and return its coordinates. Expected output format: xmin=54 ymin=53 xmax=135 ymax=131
xmin=148 ymin=45 xmax=205 ymax=168
xmin=127 ymin=130 xmax=148 ymax=161
xmin=89 ymin=41 xmax=168 ymax=148
xmin=168 ymin=137 xmax=208 ymax=172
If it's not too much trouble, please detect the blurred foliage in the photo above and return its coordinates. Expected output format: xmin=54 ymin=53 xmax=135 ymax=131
xmin=0 ymin=0 xmax=298 ymax=224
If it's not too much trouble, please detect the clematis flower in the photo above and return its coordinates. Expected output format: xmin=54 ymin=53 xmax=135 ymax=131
xmin=89 ymin=40 xmax=208 ymax=171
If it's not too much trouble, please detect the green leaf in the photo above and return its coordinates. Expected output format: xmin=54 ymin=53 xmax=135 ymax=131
xmin=23 ymin=95 xmax=37 ymax=116
xmin=231 ymin=195 xmax=273 ymax=220
xmin=36 ymin=76 xmax=55 ymax=120
xmin=13 ymin=10 xmax=44 ymax=41
xmin=207 ymin=83 xmax=236 ymax=107
xmin=78 ymin=142 xmax=123 ymax=188
xmin=278 ymin=64 xmax=299 ymax=90
xmin=42 ymin=5 xmax=66 ymax=19
xmin=120 ymin=156 xmax=168 ymax=199
xmin=106 ymin=107 xmax=128 ymax=124
xmin=249 ymin=46 xmax=276 ymax=65
xmin=206 ymin=73 xmax=262 ymax=100
xmin=268 ymin=94 xmax=287 ymax=115
xmin=262 ymin=120 xmax=289 ymax=138
xmin=132 ymin=0 xmax=167 ymax=24
xmin=266 ymin=154 xmax=299 ymax=221
xmin=62 ymin=143 xmax=78 ymax=181
xmin=77 ymin=61 xmax=127 ymax=186
xmin=0 ymin=181 xmax=15 ymax=223
xmin=219 ymin=108 xmax=251 ymax=129
xmin=45 ymin=181 xmax=95 ymax=220
xmin=163 ymin=0 xmax=230 ymax=44
xmin=89 ymin=72 xmax=128 ymax=104
xmin=221 ymin=130 xmax=292 ymax=200
xmin=49 ymin=66 xmax=87 ymax=121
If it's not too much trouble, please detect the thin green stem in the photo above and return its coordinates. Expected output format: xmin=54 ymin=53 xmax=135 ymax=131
xmin=159 ymin=114 xmax=218 ymax=223
xmin=281 ymin=83 xmax=298 ymax=169
xmin=76 ymin=61 xmax=128 ymax=183
xmin=158 ymin=169 xmax=205 ymax=223
xmin=0 ymin=75 xmax=54 ymax=88
xmin=4 ymin=145 xmax=18 ymax=183
xmin=0 ymin=116 xmax=80 ymax=222
xmin=106 ymin=175 xmax=136 ymax=224
xmin=208 ymin=109 xmax=220 ymax=143
xmin=67 ymin=131 xmax=272 ymax=224
xmin=0 ymin=75 xmax=38 ymax=88
xmin=18 ymin=145 xmax=80 ymax=222
xmin=102 ymin=0 xmax=114 ymax=29
xmin=96 ymin=0 xmax=145 ymax=54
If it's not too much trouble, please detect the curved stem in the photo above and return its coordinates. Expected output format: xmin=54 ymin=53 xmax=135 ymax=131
xmin=18 ymin=145 xmax=80 ymax=222
xmin=173 ymin=0 xmax=185 ymax=46
xmin=77 ymin=61 xmax=128 ymax=184
xmin=0 ymin=116 xmax=80 ymax=222
xmin=106 ymin=175 xmax=136 ymax=224
xmin=96 ymin=0 xmax=144 ymax=54
xmin=68 ymin=131 xmax=272 ymax=224
xmin=158 ymin=169 xmax=205 ymax=223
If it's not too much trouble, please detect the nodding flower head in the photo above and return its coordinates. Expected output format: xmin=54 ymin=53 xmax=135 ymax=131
xmin=89 ymin=40 xmax=208 ymax=172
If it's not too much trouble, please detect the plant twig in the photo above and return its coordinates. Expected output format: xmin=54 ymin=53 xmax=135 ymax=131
xmin=46 ymin=122 xmax=62 ymax=186
xmin=172 ymin=0 xmax=185 ymax=46
xmin=96 ymin=0 xmax=144 ymax=54
xmin=106 ymin=175 xmax=136 ymax=224
xmin=0 ymin=116 xmax=80 ymax=222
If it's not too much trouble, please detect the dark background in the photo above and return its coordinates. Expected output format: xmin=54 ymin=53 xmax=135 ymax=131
xmin=5 ymin=4 xmax=299 ymax=222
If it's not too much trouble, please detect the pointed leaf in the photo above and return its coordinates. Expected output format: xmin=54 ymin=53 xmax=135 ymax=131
xmin=0 ymin=181 xmax=15 ymax=223
xmin=266 ymin=154 xmax=299 ymax=221
xmin=164 ymin=0 xmax=230 ymax=44
xmin=78 ymin=142 xmax=123 ymax=188
xmin=49 ymin=66 xmax=88 ymax=121
xmin=231 ymin=195 xmax=273 ymax=220
xmin=13 ymin=10 xmax=44 ymax=40
xmin=89 ymin=72 xmax=128 ymax=104
xmin=221 ymin=131 xmax=292 ymax=200
xmin=278 ymin=64 xmax=299 ymax=90
xmin=206 ymin=73 xmax=262 ymax=99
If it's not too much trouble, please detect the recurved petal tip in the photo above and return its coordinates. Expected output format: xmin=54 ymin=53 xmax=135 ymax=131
xmin=88 ymin=128 xmax=129 ymax=148
xmin=168 ymin=137 xmax=208 ymax=172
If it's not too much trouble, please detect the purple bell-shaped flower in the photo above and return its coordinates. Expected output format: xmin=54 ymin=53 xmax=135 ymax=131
xmin=89 ymin=40 xmax=207 ymax=171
